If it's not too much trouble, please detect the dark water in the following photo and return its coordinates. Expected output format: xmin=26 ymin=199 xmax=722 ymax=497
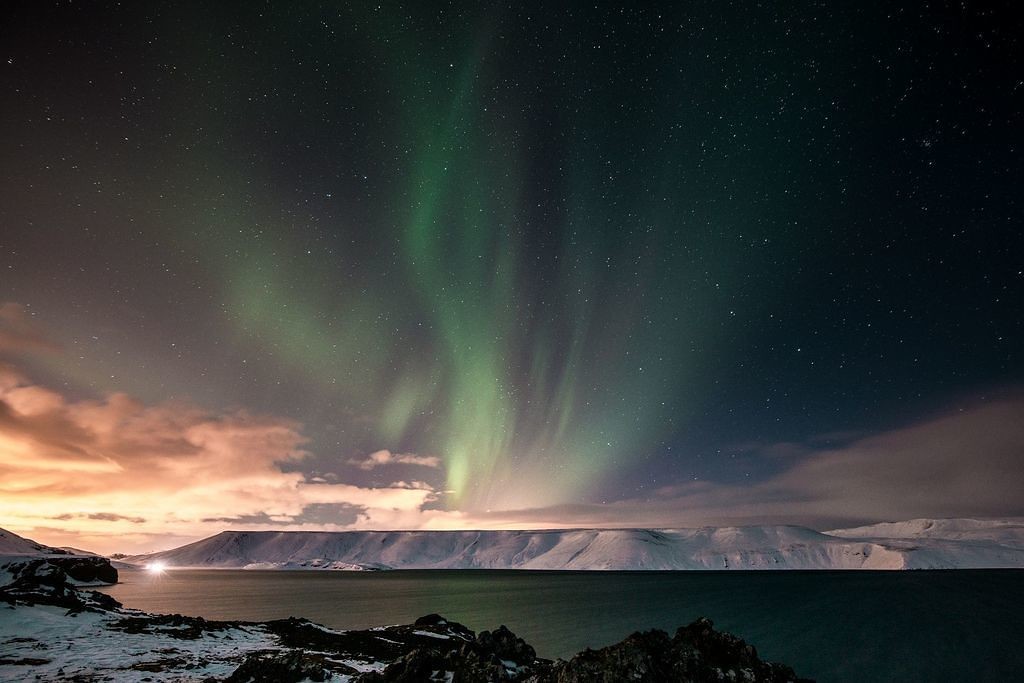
xmin=97 ymin=569 xmax=1023 ymax=682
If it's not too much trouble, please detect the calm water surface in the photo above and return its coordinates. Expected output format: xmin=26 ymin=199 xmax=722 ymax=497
xmin=97 ymin=569 xmax=1023 ymax=682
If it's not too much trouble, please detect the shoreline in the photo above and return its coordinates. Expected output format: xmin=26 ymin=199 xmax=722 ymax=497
xmin=1 ymin=555 xmax=810 ymax=682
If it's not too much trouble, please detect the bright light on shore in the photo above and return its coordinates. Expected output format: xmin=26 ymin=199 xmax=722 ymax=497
xmin=146 ymin=561 xmax=167 ymax=574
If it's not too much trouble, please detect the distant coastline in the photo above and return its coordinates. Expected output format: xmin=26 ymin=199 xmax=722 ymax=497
xmin=121 ymin=518 xmax=1024 ymax=571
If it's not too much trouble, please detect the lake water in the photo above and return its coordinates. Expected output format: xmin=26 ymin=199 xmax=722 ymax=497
xmin=97 ymin=568 xmax=1023 ymax=682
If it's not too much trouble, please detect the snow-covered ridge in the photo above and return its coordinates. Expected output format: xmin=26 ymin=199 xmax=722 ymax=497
xmin=1 ymin=527 xmax=118 ymax=588
xmin=0 ymin=527 xmax=60 ymax=556
xmin=125 ymin=519 xmax=1024 ymax=571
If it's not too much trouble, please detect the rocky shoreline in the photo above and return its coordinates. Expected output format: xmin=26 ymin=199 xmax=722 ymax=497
xmin=1 ymin=556 xmax=810 ymax=682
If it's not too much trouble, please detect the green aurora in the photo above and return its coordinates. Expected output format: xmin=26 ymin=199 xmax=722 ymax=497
xmin=160 ymin=5 xmax=722 ymax=511
xmin=3 ymin=1 xmax=1019 ymax=521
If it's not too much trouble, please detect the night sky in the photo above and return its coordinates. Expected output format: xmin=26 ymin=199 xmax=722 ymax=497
xmin=1 ymin=1 xmax=1022 ymax=552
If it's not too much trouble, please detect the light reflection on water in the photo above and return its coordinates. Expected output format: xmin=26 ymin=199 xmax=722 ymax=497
xmin=97 ymin=569 xmax=1024 ymax=682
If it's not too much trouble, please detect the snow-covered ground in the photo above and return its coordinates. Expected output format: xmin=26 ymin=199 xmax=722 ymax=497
xmin=0 ymin=555 xmax=522 ymax=682
xmin=0 ymin=601 xmax=278 ymax=682
xmin=0 ymin=533 xmax=286 ymax=680
xmin=0 ymin=570 xmax=804 ymax=683
xmin=124 ymin=518 xmax=1024 ymax=571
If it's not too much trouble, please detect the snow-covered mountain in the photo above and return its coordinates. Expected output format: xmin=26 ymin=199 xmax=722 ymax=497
xmin=125 ymin=519 xmax=1024 ymax=571
xmin=0 ymin=527 xmax=57 ymax=556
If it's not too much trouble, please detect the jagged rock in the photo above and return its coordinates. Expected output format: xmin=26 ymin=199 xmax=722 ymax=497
xmin=363 ymin=646 xmax=516 ymax=682
xmin=0 ymin=557 xmax=119 ymax=612
xmin=55 ymin=556 xmax=119 ymax=585
xmin=224 ymin=650 xmax=334 ymax=682
xmin=1 ymin=556 xmax=117 ymax=590
xmin=355 ymin=615 xmax=809 ymax=682
xmin=538 ymin=629 xmax=673 ymax=682
xmin=537 ymin=617 xmax=809 ymax=683
xmin=109 ymin=612 xmax=241 ymax=640
xmin=358 ymin=619 xmax=535 ymax=682
xmin=415 ymin=613 xmax=449 ymax=627
xmin=476 ymin=625 xmax=537 ymax=666
xmin=83 ymin=589 xmax=120 ymax=611
xmin=364 ymin=649 xmax=446 ymax=682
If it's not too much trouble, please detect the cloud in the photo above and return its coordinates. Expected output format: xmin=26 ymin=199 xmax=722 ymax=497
xmin=0 ymin=303 xmax=60 ymax=354
xmin=387 ymin=480 xmax=436 ymax=491
xmin=4 ymin=297 xmax=1020 ymax=552
xmin=463 ymin=395 xmax=1024 ymax=530
xmin=6 ymin=344 xmax=1021 ymax=552
xmin=757 ymin=396 xmax=1024 ymax=523
xmin=348 ymin=449 xmax=441 ymax=470
xmin=0 ymin=366 xmax=450 ymax=553
xmin=53 ymin=512 xmax=147 ymax=524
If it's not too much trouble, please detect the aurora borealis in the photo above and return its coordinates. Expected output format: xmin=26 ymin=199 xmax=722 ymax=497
xmin=1 ymin=2 xmax=1022 ymax=553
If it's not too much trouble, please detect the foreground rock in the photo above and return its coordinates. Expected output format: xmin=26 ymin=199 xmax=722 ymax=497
xmin=0 ymin=526 xmax=119 ymax=606
xmin=0 ymin=555 xmax=119 ymax=611
xmin=358 ymin=614 xmax=806 ymax=683
xmin=535 ymin=618 xmax=802 ymax=682
xmin=1 ymin=567 xmax=810 ymax=682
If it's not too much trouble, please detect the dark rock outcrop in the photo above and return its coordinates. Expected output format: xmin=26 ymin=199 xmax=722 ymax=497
xmin=534 ymin=617 xmax=807 ymax=683
xmin=0 ymin=556 xmax=119 ymax=612
xmin=476 ymin=624 xmax=537 ymax=667
xmin=54 ymin=555 xmax=119 ymax=585
xmin=356 ymin=617 xmax=541 ymax=682
xmin=225 ymin=650 xmax=336 ymax=682
xmin=2 ymin=555 xmax=117 ymax=587
xmin=109 ymin=612 xmax=246 ymax=640
xmin=356 ymin=616 xmax=807 ymax=683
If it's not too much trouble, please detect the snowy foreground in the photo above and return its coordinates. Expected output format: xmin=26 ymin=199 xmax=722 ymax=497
xmin=0 ymin=554 xmax=807 ymax=682
xmin=125 ymin=518 xmax=1024 ymax=571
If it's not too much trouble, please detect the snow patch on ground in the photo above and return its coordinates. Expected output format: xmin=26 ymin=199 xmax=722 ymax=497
xmin=0 ymin=602 xmax=276 ymax=681
xmin=412 ymin=629 xmax=451 ymax=639
xmin=335 ymin=657 xmax=387 ymax=673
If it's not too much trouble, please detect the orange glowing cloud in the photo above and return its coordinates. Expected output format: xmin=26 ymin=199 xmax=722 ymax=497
xmin=0 ymin=301 xmax=506 ymax=554
xmin=0 ymin=359 xmax=464 ymax=554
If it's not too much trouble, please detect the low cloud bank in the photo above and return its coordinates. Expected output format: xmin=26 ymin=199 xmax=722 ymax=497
xmin=482 ymin=396 xmax=1024 ymax=530
xmin=0 ymin=365 xmax=457 ymax=554
xmin=3 ymin=300 xmax=1020 ymax=553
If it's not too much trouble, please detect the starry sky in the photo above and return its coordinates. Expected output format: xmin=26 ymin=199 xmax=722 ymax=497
xmin=1 ymin=1 xmax=1022 ymax=553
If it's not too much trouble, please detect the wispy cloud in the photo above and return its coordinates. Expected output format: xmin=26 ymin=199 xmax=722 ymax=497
xmin=348 ymin=449 xmax=441 ymax=470
xmin=53 ymin=512 xmax=148 ymax=524
xmin=0 ymin=303 xmax=60 ymax=354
